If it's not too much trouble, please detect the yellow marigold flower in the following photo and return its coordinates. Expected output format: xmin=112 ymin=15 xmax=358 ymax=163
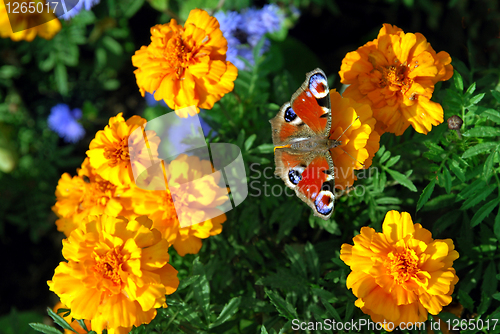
xmin=48 ymin=214 xmax=179 ymax=334
xmin=0 ymin=0 xmax=61 ymax=41
xmin=339 ymin=24 xmax=453 ymax=136
xmin=86 ymin=113 xmax=160 ymax=187
xmin=52 ymin=158 xmax=132 ymax=236
xmin=127 ymin=154 xmax=227 ymax=256
xmin=53 ymin=302 xmax=91 ymax=334
xmin=131 ymin=8 xmax=238 ymax=117
xmin=329 ymin=90 xmax=380 ymax=190
xmin=340 ymin=210 xmax=459 ymax=331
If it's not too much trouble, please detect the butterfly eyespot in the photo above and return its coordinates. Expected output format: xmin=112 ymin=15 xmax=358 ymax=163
xmin=288 ymin=169 xmax=302 ymax=185
xmin=284 ymin=107 xmax=297 ymax=122
xmin=315 ymin=189 xmax=334 ymax=216
xmin=309 ymin=73 xmax=329 ymax=99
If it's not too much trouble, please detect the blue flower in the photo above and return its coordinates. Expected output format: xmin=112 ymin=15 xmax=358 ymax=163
xmin=215 ymin=10 xmax=242 ymax=35
xmin=260 ymin=4 xmax=284 ymax=33
xmin=215 ymin=6 xmax=284 ymax=70
xmin=47 ymin=104 xmax=85 ymax=143
xmin=145 ymin=92 xmax=168 ymax=107
xmin=54 ymin=0 xmax=101 ymax=20
xmin=241 ymin=8 xmax=268 ymax=41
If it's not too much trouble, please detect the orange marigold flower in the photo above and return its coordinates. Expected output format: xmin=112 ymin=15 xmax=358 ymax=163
xmin=52 ymin=158 xmax=132 ymax=236
xmin=0 ymin=0 xmax=61 ymax=41
xmin=131 ymin=8 xmax=238 ymax=117
xmin=53 ymin=302 xmax=91 ymax=334
xmin=48 ymin=214 xmax=179 ymax=334
xmin=340 ymin=210 xmax=459 ymax=331
xmin=86 ymin=113 xmax=160 ymax=187
xmin=329 ymin=89 xmax=380 ymax=190
xmin=126 ymin=154 xmax=227 ymax=256
xmin=339 ymin=24 xmax=453 ymax=136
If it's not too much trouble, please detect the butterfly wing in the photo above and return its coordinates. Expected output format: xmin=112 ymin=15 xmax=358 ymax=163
xmin=274 ymin=148 xmax=335 ymax=219
xmin=270 ymin=68 xmax=335 ymax=219
xmin=270 ymin=68 xmax=331 ymax=146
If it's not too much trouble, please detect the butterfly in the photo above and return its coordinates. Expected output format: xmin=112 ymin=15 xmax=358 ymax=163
xmin=270 ymin=68 xmax=340 ymax=220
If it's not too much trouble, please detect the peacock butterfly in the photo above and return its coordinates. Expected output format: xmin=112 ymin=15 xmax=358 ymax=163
xmin=270 ymin=68 xmax=340 ymax=220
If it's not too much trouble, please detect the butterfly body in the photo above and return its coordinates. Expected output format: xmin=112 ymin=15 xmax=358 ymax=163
xmin=270 ymin=69 xmax=339 ymax=220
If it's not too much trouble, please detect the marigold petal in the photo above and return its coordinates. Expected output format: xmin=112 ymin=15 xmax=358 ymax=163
xmin=173 ymin=233 xmax=202 ymax=256
xmin=362 ymin=286 xmax=401 ymax=322
xmin=383 ymin=211 xmax=415 ymax=243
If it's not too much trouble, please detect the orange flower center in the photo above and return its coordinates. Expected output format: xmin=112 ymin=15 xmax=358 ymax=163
xmin=379 ymin=64 xmax=414 ymax=95
xmin=81 ymin=176 xmax=117 ymax=209
xmin=93 ymin=247 xmax=126 ymax=286
xmin=165 ymin=35 xmax=194 ymax=79
xmin=386 ymin=247 xmax=419 ymax=284
xmin=104 ymin=138 xmax=130 ymax=166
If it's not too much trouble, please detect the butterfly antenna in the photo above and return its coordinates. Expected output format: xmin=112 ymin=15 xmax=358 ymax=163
xmin=335 ymin=185 xmax=355 ymax=198
xmin=335 ymin=116 xmax=360 ymax=141
xmin=334 ymin=116 xmax=365 ymax=167
xmin=340 ymin=147 xmax=366 ymax=168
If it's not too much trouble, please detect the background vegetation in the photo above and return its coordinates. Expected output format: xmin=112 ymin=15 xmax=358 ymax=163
xmin=1 ymin=0 xmax=500 ymax=333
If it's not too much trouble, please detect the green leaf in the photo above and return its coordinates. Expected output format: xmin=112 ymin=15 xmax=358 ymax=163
xmin=458 ymin=179 xmax=486 ymax=200
xmin=379 ymin=150 xmax=391 ymax=164
xmin=0 ymin=147 xmax=15 ymax=173
xmin=482 ymin=262 xmax=497 ymax=296
xmin=75 ymin=320 xmax=89 ymax=333
xmin=260 ymin=325 xmax=269 ymax=334
xmin=210 ymin=297 xmax=241 ymax=328
xmin=192 ymin=275 xmax=211 ymax=323
xmin=462 ymin=126 xmax=500 ymax=137
xmin=304 ymin=242 xmax=320 ymax=282
xmin=422 ymin=194 xmax=457 ymax=212
xmin=482 ymin=109 xmax=500 ymax=124
xmin=386 ymin=168 xmax=417 ymax=192
xmin=265 ymin=289 xmax=298 ymax=320
xmin=177 ymin=303 xmax=206 ymax=329
xmin=471 ymin=198 xmax=499 ymax=227
xmin=123 ymin=0 xmax=145 ymax=17
xmin=320 ymin=298 xmax=341 ymax=322
xmin=250 ymin=143 xmax=274 ymax=154
xmin=433 ymin=210 xmax=461 ymax=235
xmin=442 ymin=168 xmax=452 ymax=194
xmin=244 ymin=134 xmax=257 ymax=151
xmin=491 ymin=90 xmax=500 ymax=103
xmin=375 ymin=197 xmax=402 ymax=205
xmin=495 ymin=209 xmax=500 ymax=241
xmin=177 ymin=275 xmax=200 ymax=291
xmin=453 ymin=71 xmax=463 ymax=92
xmin=102 ymin=36 xmax=123 ymax=55
xmin=417 ymin=179 xmax=436 ymax=211
xmin=385 ymin=155 xmax=401 ymax=168
xmin=46 ymin=308 xmax=76 ymax=333
xmin=148 ymin=0 xmax=169 ymax=11
xmin=284 ymin=245 xmax=307 ymax=278
xmin=54 ymin=63 xmax=68 ymax=96
xmin=465 ymin=82 xmax=476 ymax=95
xmin=462 ymin=142 xmax=498 ymax=159
xmin=39 ymin=53 xmax=56 ymax=71
xmin=460 ymin=185 xmax=495 ymax=210
xmin=477 ymin=292 xmax=492 ymax=316
xmin=449 ymin=160 xmax=466 ymax=182
xmin=29 ymin=324 xmax=64 ymax=334
xmin=458 ymin=289 xmax=474 ymax=312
